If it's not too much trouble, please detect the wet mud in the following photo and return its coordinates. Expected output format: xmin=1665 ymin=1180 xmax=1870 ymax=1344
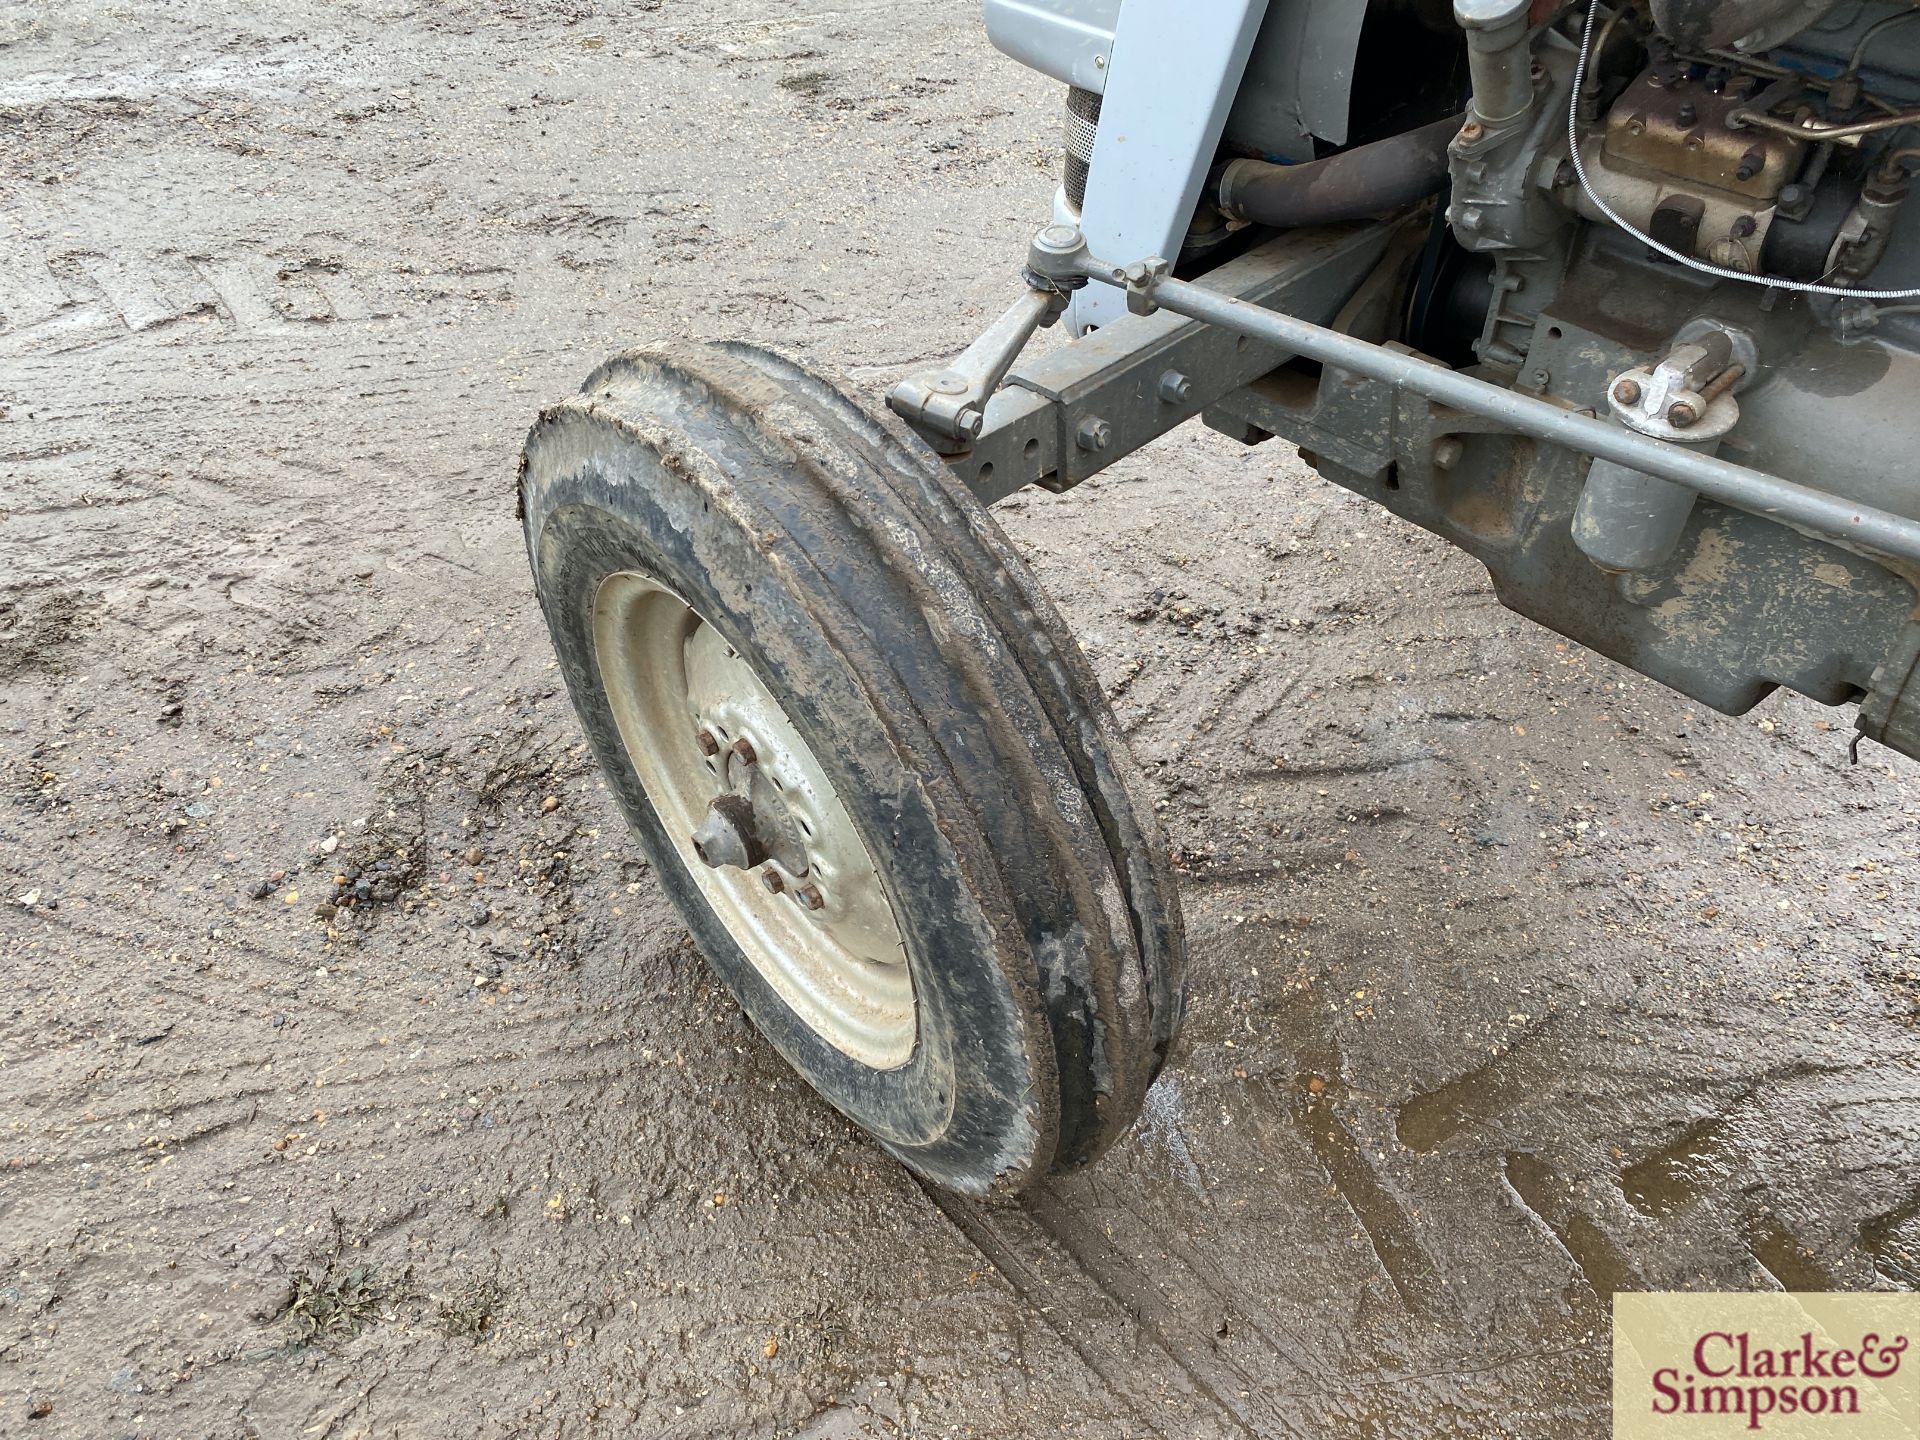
xmin=2 ymin=2 xmax=1917 ymax=1436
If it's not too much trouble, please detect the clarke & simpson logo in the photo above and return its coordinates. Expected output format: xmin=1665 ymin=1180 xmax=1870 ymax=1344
xmin=1616 ymin=1295 xmax=1920 ymax=1440
xmin=1651 ymin=1329 xmax=1910 ymax=1428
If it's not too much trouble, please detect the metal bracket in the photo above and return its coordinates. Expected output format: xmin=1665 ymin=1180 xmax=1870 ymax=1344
xmin=943 ymin=222 xmax=1401 ymax=503
xmin=887 ymin=285 xmax=1065 ymax=454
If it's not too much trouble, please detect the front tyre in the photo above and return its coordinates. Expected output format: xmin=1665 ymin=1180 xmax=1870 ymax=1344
xmin=518 ymin=342 xmax=1183 ymax=1194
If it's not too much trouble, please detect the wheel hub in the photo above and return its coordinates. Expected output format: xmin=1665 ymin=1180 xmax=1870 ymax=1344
xmin=690 ymin=793 xmax=766 ymax=871
xmin=590 ymin=572 xmax=915 ymax=1069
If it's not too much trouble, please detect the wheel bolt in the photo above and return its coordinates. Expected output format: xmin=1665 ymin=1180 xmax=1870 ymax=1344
xmin=696 ymin=729 xmax=720 ymax=757
xmin=1614 ymin=378 xmax=1642 ymax=407
xmin=797 ymin=883 xmax=825 ymax=911
xmin=760 ymin=869 xmax=784 ymax=895
xmin=731 ymin=737 xmax=757 ymax=765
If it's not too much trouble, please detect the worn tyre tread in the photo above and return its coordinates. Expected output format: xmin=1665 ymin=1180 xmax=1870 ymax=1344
xmin=519 ymin=341 xmax=1185 ymax=1189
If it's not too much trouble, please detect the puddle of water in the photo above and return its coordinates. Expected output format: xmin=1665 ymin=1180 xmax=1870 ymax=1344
xmin=1743 ymin=1212 xmax=1837 ymax=1291
xmin=1504 ymin=1151 xmax=1641 ymax=1302
xmin=1618 ymin=1118 xmax=1733 ymax=1218
xmin=1294 ymin=1070 xmax=1445 ymax=1316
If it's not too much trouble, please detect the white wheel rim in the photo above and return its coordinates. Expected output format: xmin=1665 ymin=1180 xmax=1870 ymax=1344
xmin=591 ymin=572 xmax=916 ymax=1070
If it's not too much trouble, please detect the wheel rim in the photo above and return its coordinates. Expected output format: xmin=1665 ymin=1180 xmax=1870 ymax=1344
xmin=591 ymin=572 xmax=916 ymax=1070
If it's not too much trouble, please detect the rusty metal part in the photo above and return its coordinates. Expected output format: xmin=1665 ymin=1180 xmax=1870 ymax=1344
xmin=1699 ymin=363 xmax=1745 ymax=405
xmin=1605 ymin=69 xmax=1804 ymax=201
xmin=1608 ymin=330 xmax=1744 ymax=443
xmin=1574 ymin=64 xmax=1803 ymax=269
xmin=696 ymin=728 xmax=720 ymax=757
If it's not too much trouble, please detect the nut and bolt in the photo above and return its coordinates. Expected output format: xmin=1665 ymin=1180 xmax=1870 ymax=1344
xmin=797 ymin=883 xmax=825 ymax=911
xmin=1736 ymin=148 xmax=1765 ymax=182
xmin=1667 ymin=400 xmax=1700 ymax=428
xmin=1076 ymin=416 xmax=1113 ymax=452
xmin=954 ymin=405 xmax=985 ymax=441
xmin=1459 ymin=119 xmax=1484 ymax=143
xmin=1158 ymin=370 xmax=1193 ymax=405
xmin=696 ymin=729 xmax=720 ymax=757
xmin=1431 ymin=437 xmax=1465 ymax=472
xmin=1614 ymin=378 xmax=1643 ymax=407
xmin=731 ymin=737 xmax=757 ymax=766
xmin=761 ymin=869 xmax=784 ymax=895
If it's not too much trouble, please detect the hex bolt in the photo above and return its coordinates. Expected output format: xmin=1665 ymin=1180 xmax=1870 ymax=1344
xmin=1158 ymin=370 xmax=1193 ymax=405
xmin=760 ymin=869 xmax=784 ymax=895
xmin=1736 ymin=147 xmax=1765 ymax=182
xmin=954 ymin=405 xmax=985 ymax=440
xmin=1614 ymin=378 xmax=1643 ymax=407
xmin=1432 ymin=436 xmax=1465 ymax=472
xmin=797 ymin=883 xmax=825 ymax=911
xmin=1076 ymin=416 xmax=1113 ymax=452
xmin=1668 ymin=400 xmax=1700 ymax=428
xmin=695 ymin=729 xmax=720 ymax=757
xmin=731 ymin=737 xmax=757 ymax=766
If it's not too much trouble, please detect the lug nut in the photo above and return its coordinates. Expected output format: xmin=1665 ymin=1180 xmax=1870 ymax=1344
xmin=731 ymin=737 xmax=757 ymax=766
xmin=1076 ymin=417 xmax=1112 ymax=452
xmin=760 ymin=869 xmax=784 ymax=895
xmin=696 ymin=729 xmax=720 ymax=757
xmin=1614 ymin=378 xmax=1642 ymax=407
xmin=1667 ymin=400 xmax=1700 ymax=428
xmin=797 ymin=883 xmax=825 ymax=911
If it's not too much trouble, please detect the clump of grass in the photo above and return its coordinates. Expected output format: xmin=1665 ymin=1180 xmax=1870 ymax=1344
xmin=778 ymin=69 xmax=832 ymax=98
xmin=283 ymin=1259 xmax=390 ymax=1345
xmin=438 ymin=1277 xmax=506 ymax=1344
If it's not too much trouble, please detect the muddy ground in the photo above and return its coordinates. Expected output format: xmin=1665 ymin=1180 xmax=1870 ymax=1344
xmin=2 ymin=3 xmax=1917 ymax=1437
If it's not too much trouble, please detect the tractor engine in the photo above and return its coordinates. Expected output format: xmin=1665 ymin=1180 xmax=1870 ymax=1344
xmin=986 ymin=0 xmax=1920 ymax=758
